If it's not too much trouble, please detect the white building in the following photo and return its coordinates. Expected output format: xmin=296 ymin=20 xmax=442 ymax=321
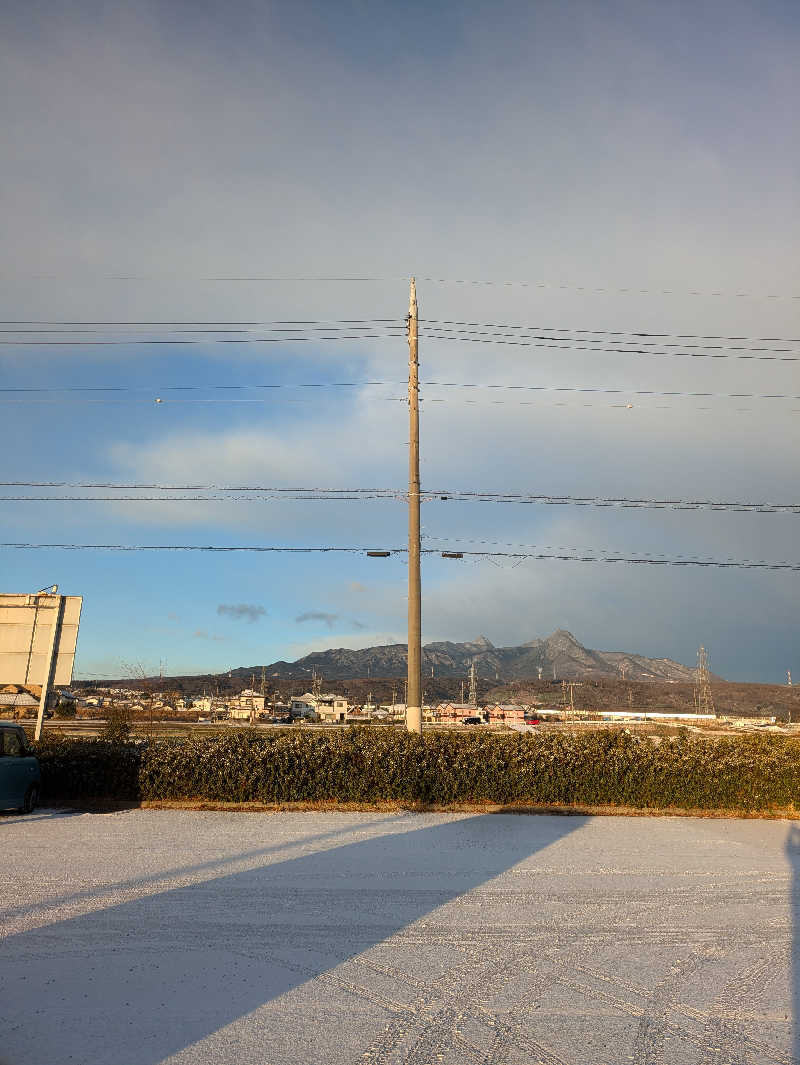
xmin=234 ymin=689 xmax=267 ymax=714
xmin=290 ymin=693 xmax=349 ymax=722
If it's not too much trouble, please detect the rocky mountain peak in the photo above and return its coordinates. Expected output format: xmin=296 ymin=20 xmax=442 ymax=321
xmin=469 ymin=635 xmax=494 ymax=650
xmin=545 ymin=629 xmax=583 ymax=649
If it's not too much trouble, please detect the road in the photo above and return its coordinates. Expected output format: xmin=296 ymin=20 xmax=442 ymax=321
xmin=2 ymin=808 xmax=799 ymax=1064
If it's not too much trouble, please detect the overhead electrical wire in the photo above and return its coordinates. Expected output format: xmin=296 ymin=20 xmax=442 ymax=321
xmin=3 ymin=324 xmax=799 ymax=363
xmin=416 ymin=278 xmax=800 ymax=300
xmin=422 ymin=534 xmax=784 ymax=565
xmin=421 ymin=320 xmax=800 ymax=344
xmin=0 ymin=333 xmax=406 ymax=347
xmin=419 ymin=329 xmax=800 ymax=362
xmin=3 ymin=318 xmax=798 ymax=348
xmin=4 ymin=483 xmax=799 ymax=513
xmin=4 ymin=381 xmax=800 ymax=405
xmin=1 ymin=541 xmax=798 ymax=571
xmin=0 ymin=318 xmax=401 ymax=326
xmin=2 ymin=274 xmax=797 ymax=299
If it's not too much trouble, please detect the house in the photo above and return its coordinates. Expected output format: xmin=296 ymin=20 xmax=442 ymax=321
xmin=316 ymin=695 xmax=349 ymax=723
xmin=434 ymin=702 xmax=477 ymax=723
xmin=290 ymin=693 xmax=319 ymax=717
xmin=289 ymin=693 xmax=349 ymax=722
xmin=485 ymin=703 xmax=527 ymax=725
xmin=234 ymin=689 xmax=267 ymax=714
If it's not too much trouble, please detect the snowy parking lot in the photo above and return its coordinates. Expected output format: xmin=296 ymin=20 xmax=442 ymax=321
xmin=3 ymin=808 xmax=800 ymax=1065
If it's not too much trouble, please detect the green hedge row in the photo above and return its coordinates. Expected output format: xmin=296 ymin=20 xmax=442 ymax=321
xmin=33 ymin=728 xmax=800 ymax=810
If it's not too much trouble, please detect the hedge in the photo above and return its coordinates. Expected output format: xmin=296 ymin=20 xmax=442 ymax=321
xmin=31 ymin=728 xmax=800 ymax=812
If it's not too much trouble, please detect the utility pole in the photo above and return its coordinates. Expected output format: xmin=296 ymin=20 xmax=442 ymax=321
xmin=694 ymin=646 xmax=715 ymax=715
xmin=406 ymin=277 xmax=422 ymax=734
xmin=468 ymin=660 xmax=478 ymax=709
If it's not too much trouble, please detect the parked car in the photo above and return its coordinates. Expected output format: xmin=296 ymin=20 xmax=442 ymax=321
xmin=0 ymin=722 xmax=41 ymax=813
xmin=462 ymin=716 xmax=483 ymax=725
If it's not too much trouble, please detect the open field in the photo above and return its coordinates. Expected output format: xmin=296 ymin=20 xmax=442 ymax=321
xmin=3 ymin=808 xmax=800 ymax=1065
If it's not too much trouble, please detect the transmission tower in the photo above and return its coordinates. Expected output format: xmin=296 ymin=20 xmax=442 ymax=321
xmin=467 ymin=660 xmax=478 ymax=708
xmin=312 ymin=669 xmax=322 ymax=699
xmin=694 ymin=646 xmax=715 ymax=715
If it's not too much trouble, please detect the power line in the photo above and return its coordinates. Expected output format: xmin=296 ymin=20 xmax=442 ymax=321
xmin=422 ymin=320 xmax=800 ymax=344
xmin=1 ymin=541 xmax=798 ymax=571
xmin=3 ymin=317 xmax=796 ymax=346
xmin=424 ymin=324 xmax=800 ymax=352
xmin=0 ymin=318 xmax=401 ymax=326
xmin=3 ymin=273 xmax=797 ymax=298
xmin=4 ymin=381 xmax=800 ymax=404
xmin=423 ymin=534 xmax=787 ymax=565
xmin=0 ymin=332 xmax=406 ymax=347
xmin=420 ymin=328 xmax=800 ymax=362
xmin=4 ymin=324 xmax=799 ymax=361
xmin=6 ymin=329 xmax=798 ymax=363
xmin=0 ymin=481 xmax=390 ymax=491
xmin=415 ymin=277 xmax=800 ymax=300
xmin=0 ymin=381 xmax=403 ymax=394
xmin=4 ymin=482 xmax=800 ymax=513
xmin=5 ymin=319 xmax=798 ymax=352
xmin=431 ymin=491 xmax=800 ymax=513
xmin=423 ymin=383 xmax=800 ymax=402
xmin=0 ymin=493 xmax=407 ymax=502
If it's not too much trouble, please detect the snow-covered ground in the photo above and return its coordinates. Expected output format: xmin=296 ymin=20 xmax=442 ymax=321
xmin=3 ymin=808 xmax=800 ymax=1064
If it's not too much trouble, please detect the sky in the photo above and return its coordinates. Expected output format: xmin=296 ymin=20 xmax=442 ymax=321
xmin=1 ymin=0 xmax=799 ymax=682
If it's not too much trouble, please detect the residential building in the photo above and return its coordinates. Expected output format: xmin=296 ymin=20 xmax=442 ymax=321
xmin=234 ymin=689 xmax=267 ymax=714
xmin=290 ymin=692 xmax=349 ymax=721
xmin=485 ymin=703 xmax=527 ymax=725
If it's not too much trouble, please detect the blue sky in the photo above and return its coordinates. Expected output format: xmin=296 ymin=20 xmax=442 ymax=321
xmin=1 ymin=1 xmax=799 ymax=681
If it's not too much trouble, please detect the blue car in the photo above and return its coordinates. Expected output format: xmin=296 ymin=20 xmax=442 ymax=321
xmin=0 ymin=722 xmax=41 ymax=813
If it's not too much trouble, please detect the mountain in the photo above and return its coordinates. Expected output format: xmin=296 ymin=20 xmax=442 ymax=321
xmin=236 ymin=630 xmax=700 ymax=684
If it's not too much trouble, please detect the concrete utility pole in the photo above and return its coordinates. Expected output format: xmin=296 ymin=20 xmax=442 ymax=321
xmin=406 ymin=278 xmax=422 ymax=733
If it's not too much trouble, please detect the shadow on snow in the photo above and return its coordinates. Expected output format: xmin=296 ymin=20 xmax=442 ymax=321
xmin=3 ymin=812 xmax=585 ymax=1065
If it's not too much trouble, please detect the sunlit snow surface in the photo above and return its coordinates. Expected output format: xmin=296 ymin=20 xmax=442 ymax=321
xmin=2 ymin=808 xmax=798 ymax=1064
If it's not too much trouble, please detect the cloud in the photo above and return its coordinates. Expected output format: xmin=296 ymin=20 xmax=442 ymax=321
xmin=216 ymin=603 xmax=267 ymax=623
xmin=296 ymin=611 xmax=338 ymax=629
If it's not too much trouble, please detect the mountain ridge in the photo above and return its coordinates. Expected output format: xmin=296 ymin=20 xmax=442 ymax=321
xmin=237 ymin=629 xmax=701 ymax=684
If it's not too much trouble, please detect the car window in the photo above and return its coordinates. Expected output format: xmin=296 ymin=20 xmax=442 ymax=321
xmin=2 ymin=729 xmax=24 ymax=757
